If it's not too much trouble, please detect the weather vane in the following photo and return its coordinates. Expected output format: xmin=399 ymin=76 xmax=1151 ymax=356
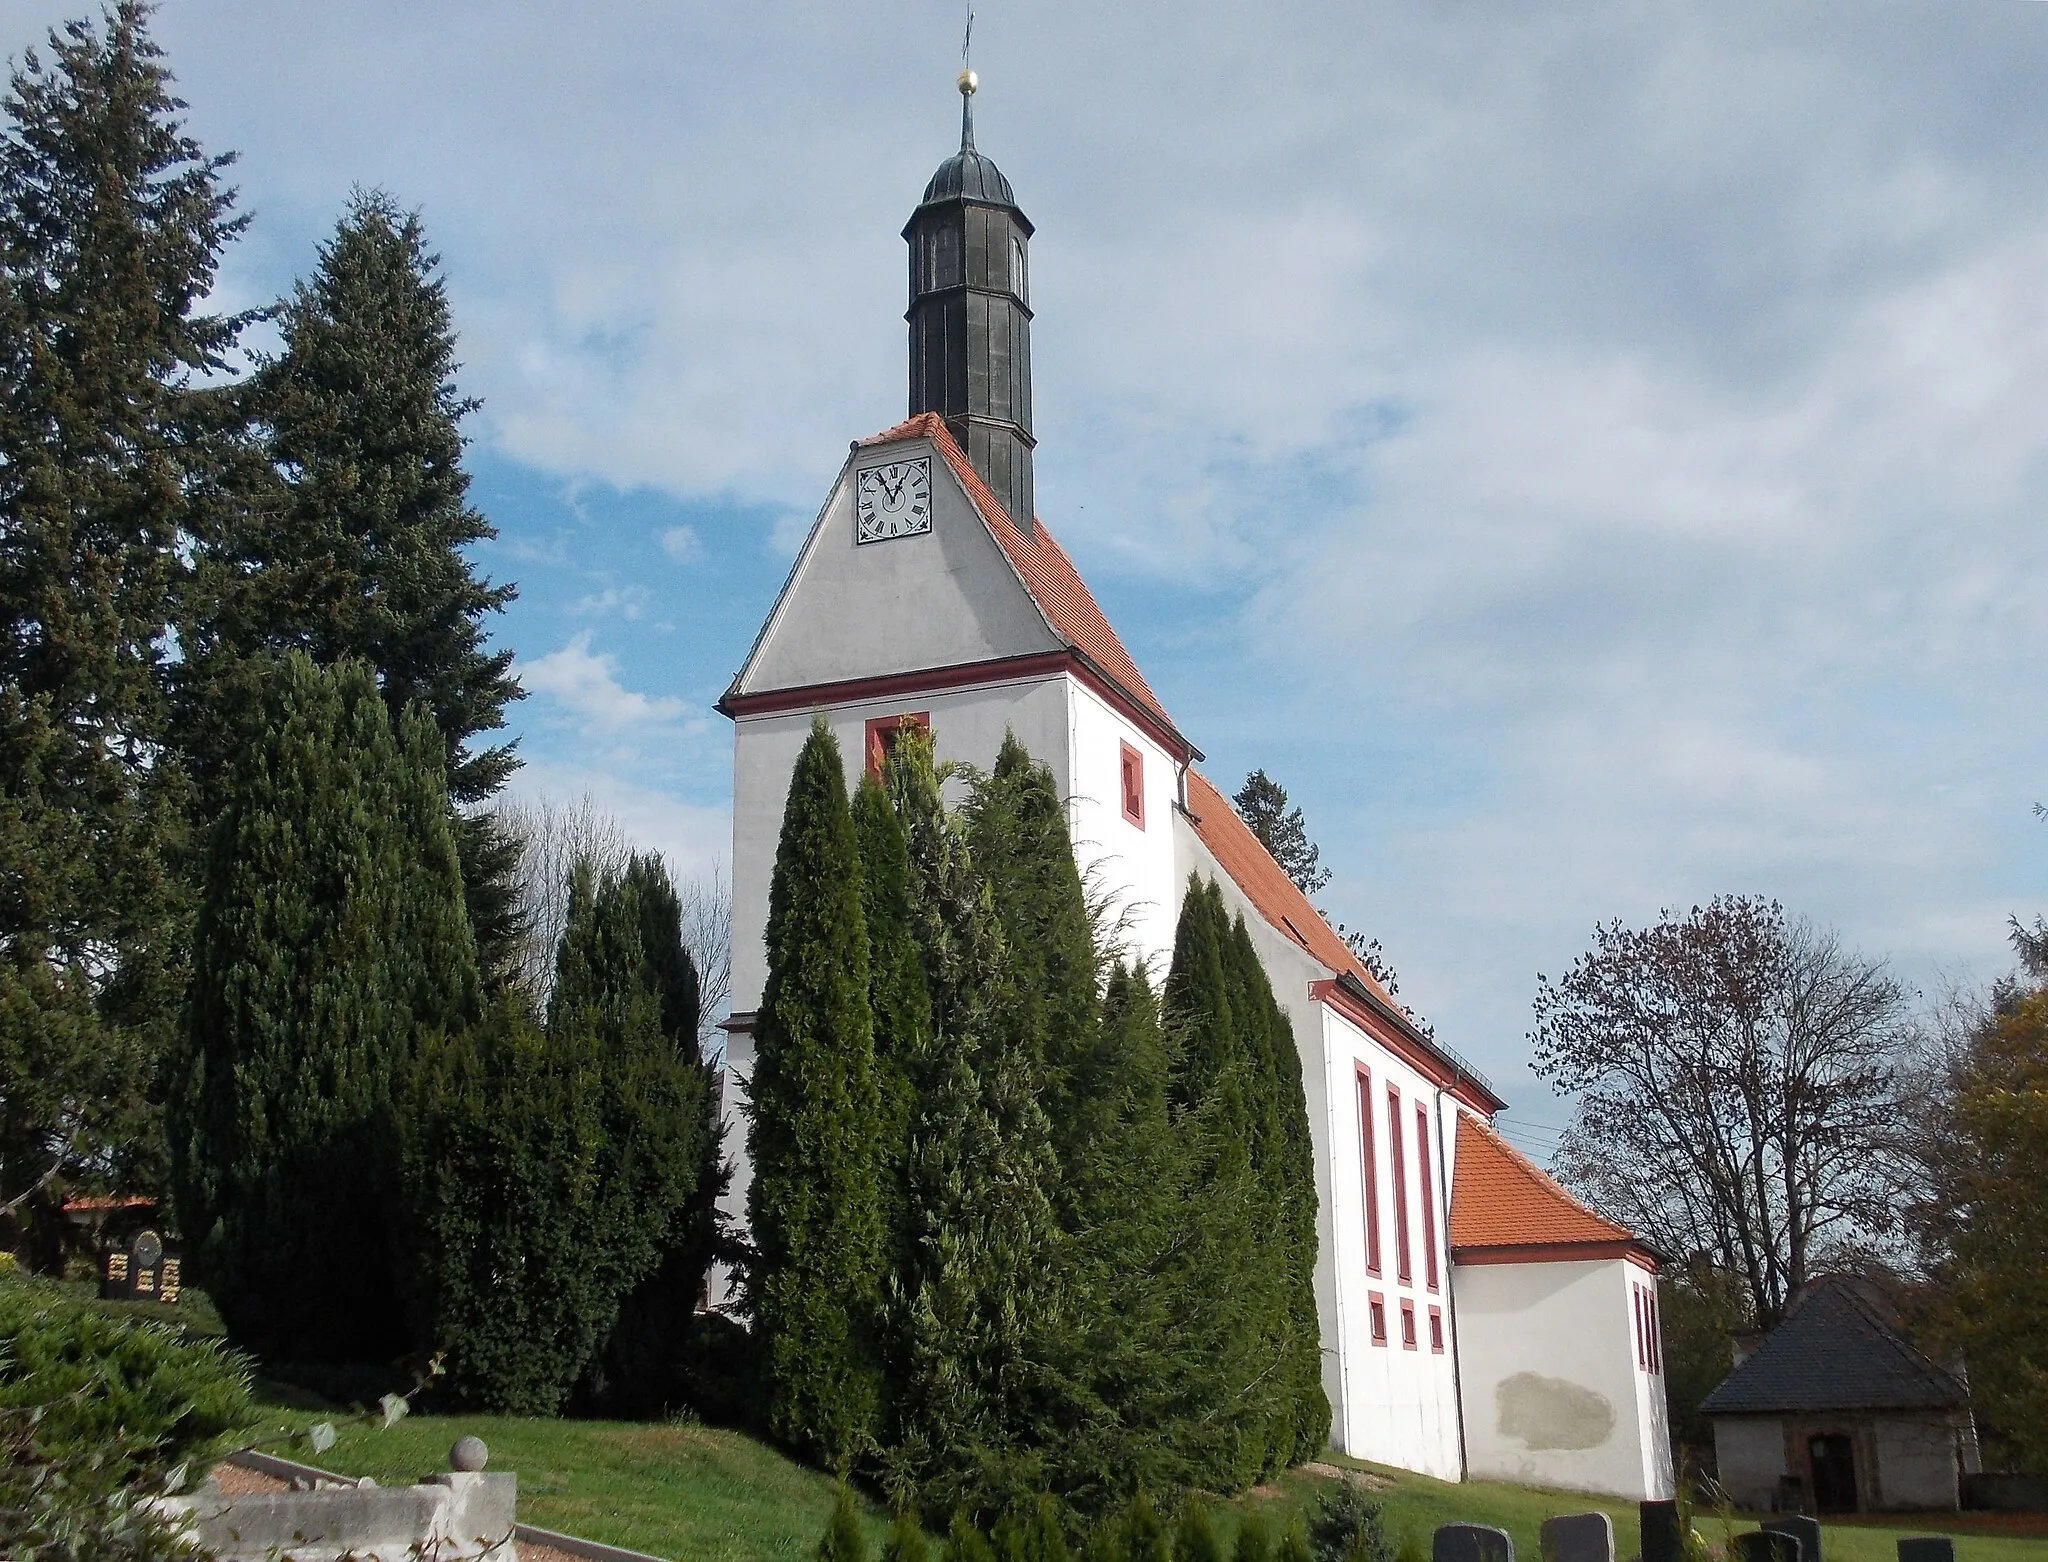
xmin=957 ymin=4 xmax=978 ymax=149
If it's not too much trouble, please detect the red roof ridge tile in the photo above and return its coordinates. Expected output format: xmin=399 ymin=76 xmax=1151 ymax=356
xmin=1450 ymin=1114 xmax=1645 ymax=1252
xmin=858 ymin=415 xmax=1182 ymax=745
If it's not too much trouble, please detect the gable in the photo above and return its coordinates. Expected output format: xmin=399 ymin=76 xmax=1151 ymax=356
xmin=1450 ymin=1114 xmax=1647 ymax=1259
xmin=729 ymin=430 xmax=1063 ymax=699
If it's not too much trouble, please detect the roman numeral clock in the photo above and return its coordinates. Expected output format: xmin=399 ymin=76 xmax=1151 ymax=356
xmin=855 ymin=456 xmax=932 ymax=544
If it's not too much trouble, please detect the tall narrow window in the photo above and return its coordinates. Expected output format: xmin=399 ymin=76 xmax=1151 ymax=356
xmin=1633 ymin=1286 xmax=1647 ymax=1370
xmin=1416 ymin=1103 xmax=1439 ymax=1292
xmin=1119 ymin=741 xmax=1145 ymax=828
xmin=1649 ymin=1292 xmax=1662 ymax=1374
xmin=1356 ymin=1067 xmax=1380 ymax=1275
xmin=1388 ymin=1086 xmax=1412 ymax=1284
xmin=865 ymin=712 xmax=929 ymax=780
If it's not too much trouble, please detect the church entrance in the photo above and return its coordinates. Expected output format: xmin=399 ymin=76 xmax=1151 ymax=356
xmin=1808 ymin=1433 xmax=1860 ymax=1513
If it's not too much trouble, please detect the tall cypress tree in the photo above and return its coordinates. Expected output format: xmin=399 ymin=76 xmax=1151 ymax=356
xmin=749 ymin=718 xmax=884 ymax=1469
xmin=576 ymin=853 xmax=727 ymax=1417
xmin=965 ymin=733 xmax=1099 ymax=1163
xmin=1161 ymin=878 xmax=1289 ymax=1488
xmin=179 ymin=190 xmax=523 ymax=980
xmin=172 ymin=653 xmax=477 ymax=1360
xmin=882 ymin=727 xmax=1064 ymax=1517
xmin=1222 ymin=912 xmax=1330 ymax=1461
xmin=851 ymin=772 xmax=933 ymax=1365
xmin=0 ymin=1 xmax=247 ymax=1244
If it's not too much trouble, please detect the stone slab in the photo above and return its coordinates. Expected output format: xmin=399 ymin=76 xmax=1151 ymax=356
xmin=1640 ymin=1501 xmax=1682 ymax=1562
xmin=1897 ymin=1541 xmax=1955 ymax=1562
xmin=1765 ymin=1515 xmax=1822 ymax=1562
xmin=1735 ymin=1531 xmax=1801 ymax=1562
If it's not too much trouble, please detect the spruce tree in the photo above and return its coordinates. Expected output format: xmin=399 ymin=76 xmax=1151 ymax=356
xmin=0 ymin=1 xmax=247 ymax=1240
xmin=173 ymin=654 xmax=477 ymax=1359
xmin=179 ymin=190 xmax=522 ymax=978
xmin=749 ymin=718 xmax=885 ymax=1468
xmin=1231 ymin=773 xmax=1328 ymax=897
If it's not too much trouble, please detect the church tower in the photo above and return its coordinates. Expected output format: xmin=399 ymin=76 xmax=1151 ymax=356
xmin=904 ymin=71 xmax=1035 ymax=529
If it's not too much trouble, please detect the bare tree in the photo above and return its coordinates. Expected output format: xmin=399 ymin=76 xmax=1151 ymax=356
xmin=1532 ymin=896 xmax=1911 ymax=1327
xmin=678 ymin=862 xmax=732 ymax=1048
xmin=493 ymin=795 xmax=732 ymax=1049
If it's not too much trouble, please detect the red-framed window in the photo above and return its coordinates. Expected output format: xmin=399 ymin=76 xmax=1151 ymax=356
xmin=1428 ymin=1304 xmax=1445 ymax=1353
xmin=1634 ymin=1285 xmax=1648 ymax=1371
xmin=1400 ymin=1299 xmax=1418 ymax=1350
xmin=864 ymin=712 xmax=929 ymax=780
xmin=1119 ymin=741 xmax=1145 ymax=828
xmin=1368 ymin=1292 xmax=1388 ymax=1346
xmin=1388 ymin=1086 xmax=1412 ymax=1284
xmin=1648 ymin=1291 xmax=1662 ymax=1375
xmin=1356 ymin=1067 xmax=1380 ymax=1275
xmin=1416 ymin=1103 xmax=1439 ymax=1293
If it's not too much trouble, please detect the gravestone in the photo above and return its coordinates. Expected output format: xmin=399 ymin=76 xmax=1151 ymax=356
xmin=1897 ymin=1541 xmax=1954 ymax=1562
xmin=1640 ymin=1501 xmax=1682 ymax=1562
xmin=1541 ymin=1513 xmax=1614 ymax=1562
xmin=101 ymin=1229 xmax=179 ymax=1304
xmin=1765 ymin=1515 xmax=1822 ymax=1562
xmin=1436 ymin=1524 xmax=1515 ymax=1562
xmin=1735 ymin=1531 xmax=1800 ymax=1562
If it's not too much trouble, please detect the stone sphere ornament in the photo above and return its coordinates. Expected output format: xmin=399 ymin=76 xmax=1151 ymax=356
xmin=449 ymin=1436 xmax=488 ymax=1473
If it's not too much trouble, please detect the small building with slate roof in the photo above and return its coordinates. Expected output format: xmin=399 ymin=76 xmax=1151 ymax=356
xmin=1702 ymin=1275 xmax=1978 ymax=1513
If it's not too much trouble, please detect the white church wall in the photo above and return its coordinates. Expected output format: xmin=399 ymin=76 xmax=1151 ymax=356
xmin=1316 ymin=1002 xmax=1465 ymax=1478
xmin=1064 ymin=678 xmax=1181 ymax=979
xmin=736 ymin=435 xmax=1061 ymax=699
xmin=1455 ymin=1256 xmax=1675 ymax=1499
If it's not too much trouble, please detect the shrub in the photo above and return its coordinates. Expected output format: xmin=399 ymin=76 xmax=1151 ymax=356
xmin=0 ymin=1286 xmax=256 ymax=1484
xmin=1305 ymin=1486 xmax=1390 ymax=1562
xmin=0 ymin=1408 xmax=205 ymax=1560
xmin=884 ymin=1507 xmax=934 ymax=1562
xmin=821 ymin=1483 xmax=873 ymax=1562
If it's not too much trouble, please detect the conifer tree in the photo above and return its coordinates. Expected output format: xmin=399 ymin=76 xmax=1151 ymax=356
xmin=882 ymin=726 xmax=1064 ymax=1516
xmin=179 ymin=190 xmax=523 ymax=978
xmin=1231 ymin=773 xmax=1328 ymax=897
xmin=1224 ymin=913 xmax=1331 ymax=1454
xmin=750 ymin=719 xmax=885 ymax=1468
xmin=965 ymin=734 xmax=1099 ymax=1131
xmin=172 ymin=654 xmax=477 ymax=1359
xmin=0 ymin=1 xmax=247 ymax=1238
xmin=884 ymin=1508 xmax=934 ymax=1562
xmin=851 ymin=771 xmax=933 ymax=1391
xmin=820 ymin=1484 xmax=873 ymax=1562
xmin=575 ymin=853 xmax=727 ymax=1417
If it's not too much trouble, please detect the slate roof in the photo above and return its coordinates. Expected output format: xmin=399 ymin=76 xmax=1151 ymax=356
xmin=1450 ymin=1115 xmax=1646 ymax=1254
xmin=1699 ymin=1275 xmax=1969 ymax=1415
xmin=858 ymin=414 xmax=1184 ymax=749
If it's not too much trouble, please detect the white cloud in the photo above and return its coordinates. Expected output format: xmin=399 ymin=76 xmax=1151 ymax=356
xmin=572 ymin=585 xmax=651 ymax=621
xmin=505 ymin=762 xmax=730 ymax=886
xmin=521 ymin=631 xmax=687 ymax=736
xmin=660 ymin=524 xmax=702 ymax=562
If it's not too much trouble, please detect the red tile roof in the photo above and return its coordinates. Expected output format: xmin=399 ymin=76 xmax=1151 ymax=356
xmin=1450 ymin=1114 xmax=1645 ymax=1254
xmin=1182 ymin=768 xmax=1402 ymax=1005
xmin=859 ymin=414 xmax=1181 ymax=747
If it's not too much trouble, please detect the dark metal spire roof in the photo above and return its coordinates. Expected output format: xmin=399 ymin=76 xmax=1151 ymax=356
xmin=918 ymin=74 xmax=1019 ymax=210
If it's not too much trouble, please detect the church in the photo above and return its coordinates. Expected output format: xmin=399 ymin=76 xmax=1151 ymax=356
xmin=711 ymin=73 xmax=1675 ymax=1503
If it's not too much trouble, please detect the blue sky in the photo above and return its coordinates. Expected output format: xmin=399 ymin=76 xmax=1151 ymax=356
xmin=11 ymin=0 xmax=2048 ymax=1148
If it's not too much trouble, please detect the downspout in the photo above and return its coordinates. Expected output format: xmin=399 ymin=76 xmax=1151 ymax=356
xmin=1436 ymin=1085 xmax=1470 ymax=1481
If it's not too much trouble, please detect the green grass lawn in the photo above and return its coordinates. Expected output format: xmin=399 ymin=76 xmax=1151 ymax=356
xmin=243 ymin=1400 xmax=2048 ymax=1562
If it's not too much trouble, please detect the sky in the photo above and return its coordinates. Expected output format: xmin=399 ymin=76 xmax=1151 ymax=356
xmin=10 ymin=0 xmax=2047 ymax=1150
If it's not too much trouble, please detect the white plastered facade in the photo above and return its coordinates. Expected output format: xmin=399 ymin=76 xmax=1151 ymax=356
xmin=710 ymin=427 xmax=1670 ymax=1497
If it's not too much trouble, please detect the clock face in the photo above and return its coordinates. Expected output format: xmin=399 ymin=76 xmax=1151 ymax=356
xmin=855 ymin=457 xmax=933 ymax=544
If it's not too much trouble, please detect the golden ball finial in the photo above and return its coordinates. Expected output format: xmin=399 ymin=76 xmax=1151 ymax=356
xmin=957 ymin=67 xmax=978 ymax=96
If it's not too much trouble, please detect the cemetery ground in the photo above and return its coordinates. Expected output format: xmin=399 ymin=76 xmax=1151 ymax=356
xmin=256 ymin=1393 xmax=2048 ymax=1562
xmin=11 ymin=1270 xmax=2038 ymax=1562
